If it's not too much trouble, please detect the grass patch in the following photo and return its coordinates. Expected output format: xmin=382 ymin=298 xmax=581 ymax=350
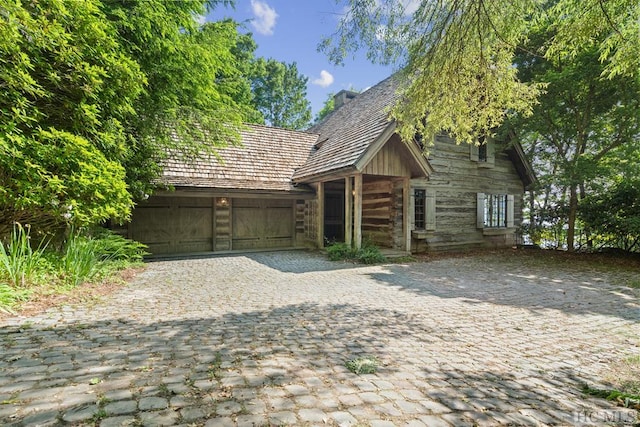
xmin=207 ymin=352 xmax=223 ymax=380
xmin=0 ymin=283 xmax=31 ymax=314
xmin=326 ymin=242 xmax=387 ymax=264
xmin=626 ymin=279 xmax=640 ymax=289
xmin=345 ymin=355 xmax=379 ymax=375
xmin=0 ymin=224 xmax=49 ymax=288
xmin=0 ymin=225 xmax=147 ymax=314
xmin=90 ymin=408 xmax=108 ymax=424
xmin=627 ymin=355 xmax=640 ymax=365
xmin=582 ymin=384 xmax=640 ymax=410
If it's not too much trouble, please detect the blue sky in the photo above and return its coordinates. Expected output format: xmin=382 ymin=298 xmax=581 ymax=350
xmin=206 ymin=0 xmax=396 ymax=117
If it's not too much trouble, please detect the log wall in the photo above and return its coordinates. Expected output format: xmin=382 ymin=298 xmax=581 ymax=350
xmin=214 ymin=198 xmax=231 ymax=251
xmin=413 ymin=137 xmax=525 ymax=252
xmin=361 ymin=178 xmax=394 ymax=248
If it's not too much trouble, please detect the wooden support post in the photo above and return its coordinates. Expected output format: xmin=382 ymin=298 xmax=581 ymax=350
xmin=344 ymin=176 xmax=352 ymax=246
xmin=211 ymin=197 xmax=218 ymax=252
xmin=403 ymin=177 xmax=411 ymax=252
xmin=317 ymin=181 xmax=324 ymax=248
xmin=228 ymin=198 xmax=233 ymax=251
xmin=354 ymin=174 xmax=362 ymax=249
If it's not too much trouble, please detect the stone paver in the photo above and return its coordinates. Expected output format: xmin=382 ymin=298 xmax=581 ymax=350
xmin=1 ymin=251 xmax=638 ymax=426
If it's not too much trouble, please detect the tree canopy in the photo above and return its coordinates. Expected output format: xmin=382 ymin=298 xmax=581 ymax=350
xmin=250 ymin=58 xmax=312 ymax=130
xmin=512 ymin=23 xmax=640 ymax=251
xmin=322 ymin=0 xmax=640 ymax=145
xmin=0 ymin=0 xmax=143 ymax=234
xmin=0 ymin=0 xmax=259 ymax=235
xmin=315 ymin=93 xmax=336 ymax=124
xmin=1 ymin=0 xmax=318 ymax=236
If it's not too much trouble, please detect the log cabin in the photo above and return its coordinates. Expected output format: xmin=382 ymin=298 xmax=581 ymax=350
xmin=126 ymin=75 xmax=536 ymax=255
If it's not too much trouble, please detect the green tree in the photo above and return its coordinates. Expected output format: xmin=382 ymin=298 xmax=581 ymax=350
xmin=321 ymin=0 xmax=640 ymax=145
xmin=314 ymin=88 xmax=361 ymax=123
xmin=315 ymin=93 xmax=336 ymax=123
xmin=0 ymin=0 xmax=142 ymax=234
xmin=99 ymin=1 xmax=256 ymax=198
xmin=1 ymin=0 xmax=263 ymax=236
xmin=222 ymin=22 xmax=265 ymax=124
xmin=512 ymin=26 xmax=640 ymax=251
xmin=251 ymin=59 xmax=312 ymax=130
xmin=580 ymin=179 xmax=640 ymax=252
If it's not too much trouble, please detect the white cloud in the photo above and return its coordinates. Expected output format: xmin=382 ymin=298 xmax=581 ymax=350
xmin=250 ymin=0 xmax=278 ymax=35
xmin=312 ymin=70 xmax=334 ymax=88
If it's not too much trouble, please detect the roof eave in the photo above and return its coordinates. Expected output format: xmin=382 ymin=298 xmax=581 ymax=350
xmin=354 ymin=122 xmax=434 ymax=178
xmin=506 ymin=136 xmax=537 ymax=190
xmin=292 ymin=165 xmax=359 ymax=184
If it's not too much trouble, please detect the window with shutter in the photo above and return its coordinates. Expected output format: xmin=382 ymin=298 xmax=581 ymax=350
xmin=425 ymin=190 xmax=436 ymax=231
xmin=470 ymin=138 xmax=495 ymax=167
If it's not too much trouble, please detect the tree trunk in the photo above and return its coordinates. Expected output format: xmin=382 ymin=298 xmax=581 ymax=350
xmin=579 ymin=183 xmax=592 ymax=249
xmin=567 ymin=184 xmax=578 ymax=252
xmin=528 ymin=190 xmax=538 ymax=244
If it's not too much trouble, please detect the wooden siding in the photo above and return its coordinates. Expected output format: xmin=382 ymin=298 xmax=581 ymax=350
xmin=362 ymin=138 xmax=413 ymax=176
xmin=130 ymin=196 xmax=213 ymax=254
xmin=231 ymin=199 xmax=294 ymax=250
xmin=361 ymin=178 xmax=394 ymax=248
xmin=295 ymin=199 xmax=306 ymax=246
xmin=214 ymin=198 xmax=231 ymax=251
xmin=129 ymin=193 xmax=299 ymax=255
xmin=391 ymin=179 xmax=405 ymax=250
xmin=412 ymin=137 xmax=525 ymax=252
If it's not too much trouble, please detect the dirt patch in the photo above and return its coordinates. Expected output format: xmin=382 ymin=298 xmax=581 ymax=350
xmin=0 ymin=266 xmax=144 ymax=320
xmin=416 ymin=247 xmax=640 ymax=272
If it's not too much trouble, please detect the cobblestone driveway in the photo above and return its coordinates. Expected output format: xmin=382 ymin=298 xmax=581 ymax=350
xmin=1 ymin=251 xmax=639 ymax=426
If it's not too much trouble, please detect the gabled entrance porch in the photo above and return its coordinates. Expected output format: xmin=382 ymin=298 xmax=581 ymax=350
xmin=318 ymin=174 xmax=412 ymax=251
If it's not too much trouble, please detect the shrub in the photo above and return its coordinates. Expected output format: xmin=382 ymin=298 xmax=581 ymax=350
xmin=59 ymin=230 xmax=147 ymax=288
xmin=91 ymin=230 xmax=148 ymax=262
xmin=325 ymin=241 xmax=387 ymax=264
xmin=356 ymin=246 xmax=387 ymax=264
xmin=326 ymin=242 xmax=357 ymax=261
xmin=60 ymin=234 xmax=101 ymax=289
xmin=0 ymin=224 xmax=49 ymax=287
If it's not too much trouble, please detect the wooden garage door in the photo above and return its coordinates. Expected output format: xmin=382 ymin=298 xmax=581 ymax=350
xmin=232 ymin=198 xmax=294 ymax=250
xmin=130 ymin=197 xmax=213 ymax=255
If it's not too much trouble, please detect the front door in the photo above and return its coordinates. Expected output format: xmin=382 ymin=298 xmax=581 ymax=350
xmin=324 ymin=191 xmax=345 ymax=243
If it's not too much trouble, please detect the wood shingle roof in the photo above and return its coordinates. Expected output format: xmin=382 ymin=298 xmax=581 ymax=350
xmin=161 ymin=124 xmax=318 ymax=193
xmin=159 ymin=74 xmax=534 ymax=191
xmin=292 ymin=75 xmax=401 ymax=181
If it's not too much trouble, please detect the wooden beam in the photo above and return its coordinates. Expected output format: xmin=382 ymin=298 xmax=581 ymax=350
xmin=228 ymin=198 xmax=233 ymax=251
xmin=317 ymin=181 xmax=324 ymax=248
xmin=345 ymin=176 xmax=352 ymax=246
xmin=354 ymin=174 xmax=362 ymax=249
xmin=403 ymin=177 xmax=411 ymax=252
xmin=211 ymin=197 xmax=216 ymax=252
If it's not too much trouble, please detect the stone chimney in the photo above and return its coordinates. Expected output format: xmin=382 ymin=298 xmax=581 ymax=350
xmin=333 ymin=90 xmax=358 ymax=110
